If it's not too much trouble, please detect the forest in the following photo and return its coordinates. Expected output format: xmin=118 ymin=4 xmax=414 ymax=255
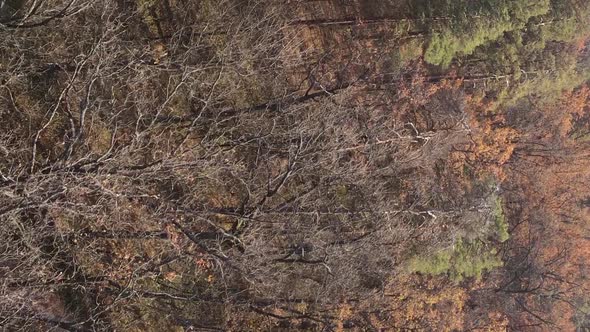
xmin=0 ymin=0 xmax=589 ymax=331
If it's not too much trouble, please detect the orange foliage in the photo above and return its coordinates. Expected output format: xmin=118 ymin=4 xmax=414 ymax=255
xmin=498 ymin=85 xmax=590 ymax=330
xmin=465 ymin=95 xmax=519 ymax=180
xmin=557 ymin=86 xmax=590 ymax=139
xmin=388 ymin=275 xmax=467 ymax=331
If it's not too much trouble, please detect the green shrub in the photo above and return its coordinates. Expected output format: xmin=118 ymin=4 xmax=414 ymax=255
xmin=423 ymin=0 xmax=551 ymax=67
xmin=424 ymin=32 xmax=458 ymax=67
xmin=408 ymin=249 xmax=452 ymax=276
xmin=493 ymin=195 xmax=510 ymax=243
xmin=136 ymin=0 xmax=159 ymax=34
xmin=408 ymin=239 xmax=503 ymax=282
